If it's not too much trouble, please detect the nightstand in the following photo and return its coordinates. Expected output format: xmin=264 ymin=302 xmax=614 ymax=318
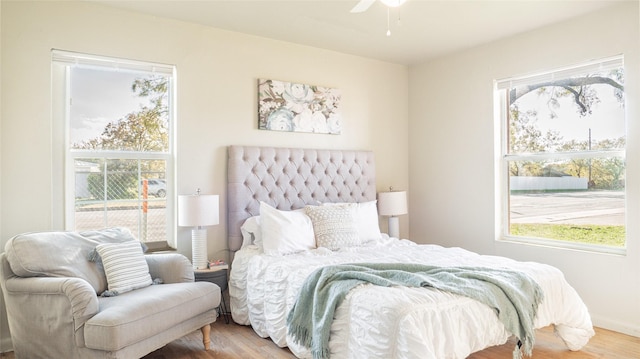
xmin=194 ymin=264 xmax=230 ymax=324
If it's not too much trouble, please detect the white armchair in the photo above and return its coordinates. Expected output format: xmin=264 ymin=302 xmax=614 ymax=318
xmin=0 ymin=228 xmax=220 ymax=359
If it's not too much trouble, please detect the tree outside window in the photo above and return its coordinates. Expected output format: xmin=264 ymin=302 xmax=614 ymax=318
xmin=54 ymin=51 xmax=176 ymax=249
xmin=497 ymin=56 xmax=625 ymax=251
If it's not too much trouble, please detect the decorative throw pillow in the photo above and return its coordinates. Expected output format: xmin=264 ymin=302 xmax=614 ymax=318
xmin=95 ymin=240 xmax=153 ymax=295
xmin=306 ymin=203 xmax=360 ymax=250
xmin=321 ymin=201 xmax=382 ymax=242
xmin=260 ymin=202 xmax=316 ymax=255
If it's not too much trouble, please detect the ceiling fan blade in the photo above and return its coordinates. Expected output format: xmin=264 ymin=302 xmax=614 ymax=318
xmin=350 ymin=0 xmax=376 ymax=13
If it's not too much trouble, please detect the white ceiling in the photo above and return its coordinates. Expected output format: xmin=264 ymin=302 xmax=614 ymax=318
xmin=92 ymin=0 xmax=625 ymax=65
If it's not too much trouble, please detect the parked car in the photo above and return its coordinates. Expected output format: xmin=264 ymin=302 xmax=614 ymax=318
xmin=141 ymin=179 xmax=166 ymax=198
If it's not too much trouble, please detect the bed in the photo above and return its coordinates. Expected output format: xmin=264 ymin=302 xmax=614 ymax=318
xmin=227 ymin=145 xmax=594 ymax=359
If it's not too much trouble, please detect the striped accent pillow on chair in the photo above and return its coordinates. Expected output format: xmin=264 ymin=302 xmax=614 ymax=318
xmin=96 ymin=240 xmax=153 ymax=295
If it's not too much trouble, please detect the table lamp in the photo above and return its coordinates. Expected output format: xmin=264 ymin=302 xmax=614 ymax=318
xmin=377 ymin=187 xmax=408 ymax=239
xmin=178 ymin=189 xmax=219 ymax=270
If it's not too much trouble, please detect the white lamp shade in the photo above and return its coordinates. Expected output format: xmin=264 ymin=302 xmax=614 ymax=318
xmin=377 ymin=191 xmax=408 ymax=216
xmin=178 ymin=194 xmax=219 ymax=227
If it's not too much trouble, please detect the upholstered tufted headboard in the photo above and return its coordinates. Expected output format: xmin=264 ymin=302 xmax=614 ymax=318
xmin=227 ymin=145 xmax=376 ymax=251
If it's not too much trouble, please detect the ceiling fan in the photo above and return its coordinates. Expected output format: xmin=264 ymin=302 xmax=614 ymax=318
xmin=351 ymin=0 xmax=408 ymax=36
xmin=350 ymin=0 xmax=407 ymax=13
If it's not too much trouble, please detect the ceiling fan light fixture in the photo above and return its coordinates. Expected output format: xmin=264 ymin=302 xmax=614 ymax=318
xmin=380 ymin=0 xmax=407 ymax=8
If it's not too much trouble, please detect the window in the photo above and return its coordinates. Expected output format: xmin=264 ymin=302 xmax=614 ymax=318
xmin=52 ymin=50 xmax=176 ymax=250
xmin=496 ymin=56 xmax=625 ymax=252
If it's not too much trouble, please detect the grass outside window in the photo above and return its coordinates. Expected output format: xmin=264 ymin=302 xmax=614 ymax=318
xmin=510 ymin=223 xmax=625 ymax=247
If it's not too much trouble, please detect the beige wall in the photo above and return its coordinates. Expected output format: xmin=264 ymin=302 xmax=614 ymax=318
xmin=409 ymin=2 xmax=639 ymax=336
xmin=2 ymin=0 xmax=638 ymax=353
xmin=0 ymin=1 xmax=408 ymax=351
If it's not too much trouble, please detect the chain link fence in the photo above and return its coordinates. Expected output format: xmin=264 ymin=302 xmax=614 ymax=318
xmin=73 ymin=158 xmax=168 ymax=243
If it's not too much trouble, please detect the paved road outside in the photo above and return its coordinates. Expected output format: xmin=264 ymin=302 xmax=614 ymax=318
xmin=510 ymin=190 xmax=624 ymax=226
xmin=74 ymin=191 xmax=625 ymax=241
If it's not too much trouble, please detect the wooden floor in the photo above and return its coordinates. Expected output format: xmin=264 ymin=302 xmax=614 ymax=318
xmin=2 ymin=321 xmax=639 ymax=358
xmin=143 ymin=322 xmax=640 ymax=359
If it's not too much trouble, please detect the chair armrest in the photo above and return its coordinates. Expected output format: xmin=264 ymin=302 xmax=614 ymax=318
xmin=3 ymin=276 xmax=99 ymax=330
xmin=145 ymin=253 xmax=194 ymax=284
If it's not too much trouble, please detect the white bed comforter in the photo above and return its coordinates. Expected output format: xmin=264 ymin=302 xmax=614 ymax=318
xmin=229 ymin=237 xmax=594 ymax=359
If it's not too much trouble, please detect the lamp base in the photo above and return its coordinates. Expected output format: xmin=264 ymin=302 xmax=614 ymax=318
xmin=192 ymin=228 xmax=208 ymax=270
xmin=388 ymin=216 xmax=400 ymax=239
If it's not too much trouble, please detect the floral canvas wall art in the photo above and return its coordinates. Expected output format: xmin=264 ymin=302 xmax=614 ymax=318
xmin=258 ymin=79 xmax=342 ymax=134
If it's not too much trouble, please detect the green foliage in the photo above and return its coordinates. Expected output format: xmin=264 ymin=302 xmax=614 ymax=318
xmin=74 ymin=75 xmax=169 ymax=152
xmin=82 ymin=159 xmax=166 ymax=200
xmin=510 ymin=223 xmax=625 ymax=247
xmin=508 ymin=106 xmax=563 ymax=177
xmin=76 ymin=75 xmax=169 ymax=199
xmin=508 ymin=69 xmax=626 ymax=190
xmin=87 ymin=172 xmax=137 ymax=200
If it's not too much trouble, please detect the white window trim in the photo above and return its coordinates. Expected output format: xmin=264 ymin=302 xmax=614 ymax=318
xmin=496 ymin=55 xmax=623 ymax=90
xmin=495 ymin=56 xmax=626 ymax=255
xmin=52 ymin=50 xmax=177 ymax=248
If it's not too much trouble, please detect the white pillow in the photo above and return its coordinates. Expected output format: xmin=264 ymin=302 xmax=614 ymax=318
xmin=240 ymin=216 xmax=262 ymax=248
xmin=306 ymin=203 xmax=360 ymax=250
xmin=260 ymin=202 xmax=316 ymax=255
xmin=96 ymin=241 xmax=153 ymax=294
xmin=321 ymin=200 xmax=382 ymax=242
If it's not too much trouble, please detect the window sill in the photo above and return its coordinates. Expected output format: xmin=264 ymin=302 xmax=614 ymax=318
xmin=499 ymin=235 xmax=626 ymax=256
xmin=146 ymin=245 xmax=177 ymax=253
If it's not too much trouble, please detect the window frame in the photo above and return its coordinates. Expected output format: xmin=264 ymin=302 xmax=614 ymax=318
xmin=52 ymin=50 xmax=177 ymax=250
xmin=495 ymin=56 xmax=626 ymax=255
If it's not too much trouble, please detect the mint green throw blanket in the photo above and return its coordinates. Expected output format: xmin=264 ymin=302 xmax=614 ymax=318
xmin=286 ymin=263 xmax=543 ymax=359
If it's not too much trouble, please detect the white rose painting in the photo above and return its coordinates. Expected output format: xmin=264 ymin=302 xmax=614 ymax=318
xmin=258 ymin=79 xmax=342 ymax=134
